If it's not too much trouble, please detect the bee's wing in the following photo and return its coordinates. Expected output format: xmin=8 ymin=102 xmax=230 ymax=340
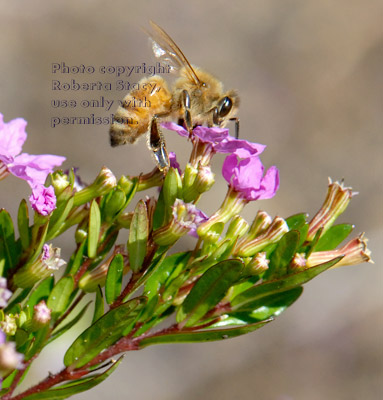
xmin=147 ymin=21 xmax=201 ymax=86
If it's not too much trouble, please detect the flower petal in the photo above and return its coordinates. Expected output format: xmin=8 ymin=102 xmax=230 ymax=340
xmin=0 ymin=114 xmax=27 ymax=160
xmin=9 ymin=153 xmax=66 ymax=186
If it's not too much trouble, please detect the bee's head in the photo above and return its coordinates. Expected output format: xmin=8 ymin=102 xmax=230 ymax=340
xmin=213 ymin=90 xmax=239 ymax=127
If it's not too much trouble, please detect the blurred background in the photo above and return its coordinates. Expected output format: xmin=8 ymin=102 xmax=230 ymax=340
xmin=0 ymin=1 xmax=382 ymax=399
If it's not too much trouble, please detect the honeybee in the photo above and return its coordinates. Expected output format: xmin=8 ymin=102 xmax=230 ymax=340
xmin=109 ymin=21 xmax=239 ymax=171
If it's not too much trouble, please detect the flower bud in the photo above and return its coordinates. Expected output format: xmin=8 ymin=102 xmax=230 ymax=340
xmin=226 ymin=215 xmax=249 ymax=240
xmin=195 ymin=165 xmax=215 ymax=192
xmin=307 ymin=178 xmax=355 ymax=241
xmin=307 ymin=234 xmax=372 ymax=269
xmin=289 ymin=253 xmax=307 ymax=272
xmin=0 ymin=315 xmax=17 ymax=336
xmin=197 ymin=187 xmax=247 ymax=238
xmin=50 ymin=170 xmax=70 ymax=197
xmin=13 ymin=244 xmax=66 ymax=288
xmin=33 ymin=301 xmax=51 ymax=325
xmin=235 ymin=216 xmax=289 ymax=257
xmin=244 ymin=252 xmax=270 ymax=276
xmin=73 ymin=167 xmax=116 ymax=206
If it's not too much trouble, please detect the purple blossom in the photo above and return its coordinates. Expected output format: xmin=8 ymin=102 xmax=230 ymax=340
xmin=169 ymin=151 xmax=182 ymax=174
xmin=222 ymin=154 xmax=279 ymax=201
xmin=0 ymin=278 xmax=12 ymax=309
xmin=0 ymin=114 xmax=65 ymax=187
xmin=162 ymin=122 xmax=265 ymax=157
xmin=172 ymin=199 xmax=208 ymax=237
xmin=29 ymin=185 xmax=57 ymax=216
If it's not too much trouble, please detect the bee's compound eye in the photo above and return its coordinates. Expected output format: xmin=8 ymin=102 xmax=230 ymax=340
xmin=218 ymin=97 xmax=233 ymax=118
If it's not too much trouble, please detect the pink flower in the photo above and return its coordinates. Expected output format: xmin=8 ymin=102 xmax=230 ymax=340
xmin=222 ymin=154 xmax=279 ymax=201
xmin=162 ymin=122 xmax=265 ymax=157
xmin=169 ymin=151 xmax=182 ymax=174
xmin=29 ymin=185 xmax=57 ymax=216
xmin=0 ymin=114 xmax=65 ymax=187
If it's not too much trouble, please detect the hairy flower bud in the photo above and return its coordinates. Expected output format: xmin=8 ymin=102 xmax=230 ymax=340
xmin=307 ymin=234 xmax=372 ymax=269
xmin=244 ymin=252 xmax=270 ymax=276
xmin=13 ymin=244 xmax=66 ymax=288
xmin=307 ymin=178 xmax=355 ymax=241
xmin=235 ymin=216 xmax=289 ymax=257
xmin=0 ymin=315 xmax=17 ymax=336
xmin=73 ymin=167 xmax=116 ymax=206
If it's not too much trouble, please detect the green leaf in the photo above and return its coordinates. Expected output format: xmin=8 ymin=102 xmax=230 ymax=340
xmin=105 ymin=254 xmax=124 ymax=304
xmin=64 ymin=298 xmax=145 ymax=368
xmin=49 ymin=302 xmax=92 ymax=344
xmin=139 ymin=319 xmax=272 ymax=347
xmin=26 ymin=276 xmax=54 ymax=310
xmin=92 ymin=286 xmax=104 ymax=323
xmin=103 ymin=188 xmax=126 ymax=222
xmin=315 ymin=223 xmax=354 ymax=251
xmin=264 ymin=230 xmax=300 ymax=280
xmin=21 ymin=357 xmax=123 ymax=400
xmin=66 ymin=240 xmax=87 ymax=275
xmin=285 ymin=213 xmax=308 ymax=230
xmin=125 ymin=250 xmax=168 ymax=300
xmin=231 ymin=257 xmax=342 ymax=311
xmin=177 ymin=260 xmax=243 ymax=327
xmin=231 ymin=286 xmax=303 ymax=317
xmin=153 ymin=189 xmax=166 ymax=230
xmin=144 ymin=252 xmax=190 ymax=301
xmin=25 ymin=325 xmax=50 ymax=360
xmin=88 ymin=200 xmax=101 ymax=258
xmin=46 ymin=197 xmax=74 ymax=240
xmin=47 ymin=276 xmax=74 ymax=320
xmin=128 ymin=200 xmax=148 ymax=273
xmin=0 ymin=209 xmax=17 ymax=272
xmin=18 ymin=199 xmax=30 ymax=250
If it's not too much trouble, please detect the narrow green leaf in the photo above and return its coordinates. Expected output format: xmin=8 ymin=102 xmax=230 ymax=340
xmin=17 ymin=199 xmax=30 ymax=250
xmin=315 ymin=223 xmax=354 ymax=251
xmin=264 ymin=230 xmax=300 ymax=280
xmin=21 ymin=357 xmax=123 ymax=400
xmin=177 ymin=260 xmax=243 ymax=327
xmin=25 ymin=325 xmax=50 ymax=360
xmin=231 ymin=257 xmax=342 ymax=311
xmin=128 ymin=200 xmax=148 ymax=273
xmin=0 ymin=209 xmax=17 ymax=272
xmin=105 ymin=254 xmax=124 ymax=305
xmin=66 ymin=240 xmax=87 ymax=275
xmin=144 ymin=252 xmax=190 ymax=301
xmin=64 ymin=298 xmax=145 ymax=368
xmin=88 ymin=200 xmax=101 ymax=258
xmin=92 ymin=286 xmax=104 ymax=323
xmin=47 ymin=276 xmax=74 ymax=320
xmin=139 ymin=319 xmax=272 ymax=347
xmin=49 ymin=302 xmax=92 ymax=344
xmin=26 ymin=276 xmax=54 ymax=310
xmin=46 ymin=197 xmax=74 ymax=240
xmin=231 ymin=286 xmax=303 ymax=317
xmin=153 ymin=189 xmax=166 ymax=230
xmin=125 ymin=250 xmax=169 ymax=300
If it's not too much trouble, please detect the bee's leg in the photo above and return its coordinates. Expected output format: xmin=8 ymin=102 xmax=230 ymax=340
xmin=149 ymin=115 xmax=170 ymax=173
xmin=182 ymin=90 xmax=193 ymax=137
xmin=229 ymin=117 xmax=240 ymax=139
